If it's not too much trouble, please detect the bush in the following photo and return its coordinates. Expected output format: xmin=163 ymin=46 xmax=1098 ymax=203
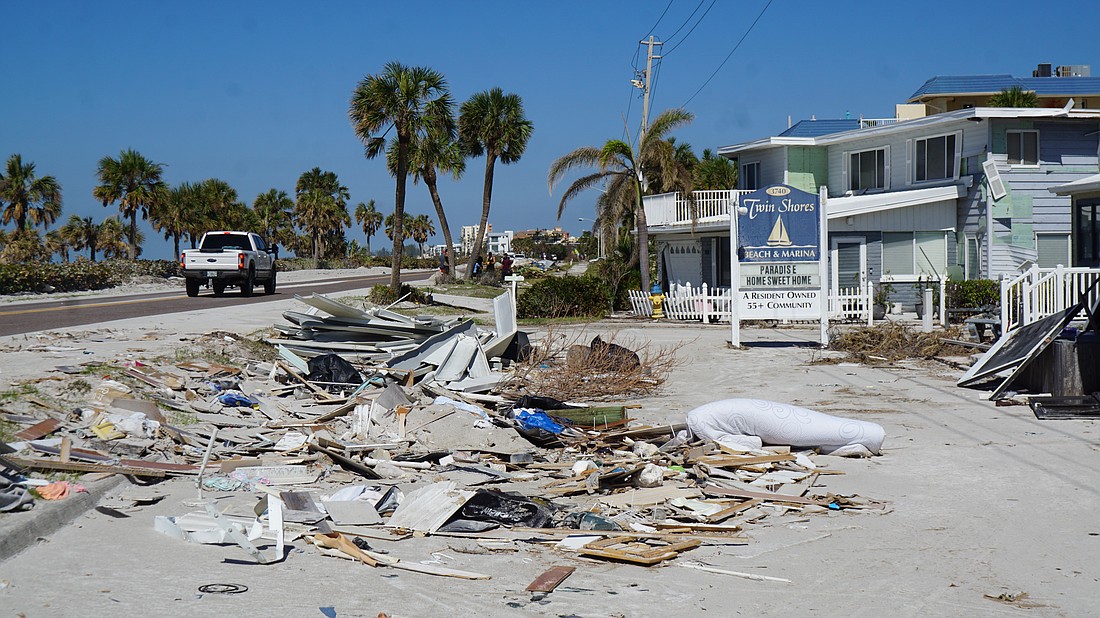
xmin=946 ymin=279 xmax=1000 ymax=308
xmin=584 ymin=258 xmax=641 ymax=311
xmin=517 ymin=275 xmax=611 ymax=319
xmin=0 ymin=259 xmax=182 ymax=295
xmin=367 ymin=283 xmax=432 ymax=306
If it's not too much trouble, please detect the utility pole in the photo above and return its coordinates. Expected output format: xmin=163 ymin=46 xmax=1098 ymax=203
xmin=636 ymin=36 xmax=663 ymax=141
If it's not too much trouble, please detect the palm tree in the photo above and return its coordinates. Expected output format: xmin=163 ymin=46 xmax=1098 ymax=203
xmin=0 ymin=228 xmax=45 ymax=264
xmin=294 ymin=167 xmax=350 ymax=266
xmin=93 ymin=149 xmax=167 ymax=258
xmin=409 ymin=213 xmax=435 ymax=256
xmin=988 ymin=86 xmax=1039 ymax=108
xmin=253 ymin=189 xmax=294 ymax=245
xmin=386 ymin=111 xmax=464 ymax=274
xmin=694 ymin=149 xmax=737 ymax=190
xmin=349 ymin=61 xmax=452 ymax=292
xmin=98 ymin=216 xmax=131 ymax=260
xmin=384 ymin=212 xmax=415 ymax=243
xmin=62 ymin=214 xmax=101 ymax=262
xmin=0 ymin=154 xmax=62 ymax=232
xmin=45 ymin=229 xmax=70 ymax=262
xmin=354 ymin=199 xmax=384 ymax=256
xmin=548 ymin=108 xmax=694 ymax=291
xmin=152 ymin=184 xmax=193 ymax=258
xmin=458 ymin=88 xmax=533 ymax=279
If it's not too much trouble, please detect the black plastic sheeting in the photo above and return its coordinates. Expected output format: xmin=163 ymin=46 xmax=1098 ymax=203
xmin=437 ymin=489 xmax=552 ymax=532
xmin=306 ymin=353 xmax=362 ymax=392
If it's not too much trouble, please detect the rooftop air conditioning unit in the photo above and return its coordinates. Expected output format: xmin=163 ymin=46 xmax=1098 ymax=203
xmin=1056 ymin=64 xmax=1090 ymax=77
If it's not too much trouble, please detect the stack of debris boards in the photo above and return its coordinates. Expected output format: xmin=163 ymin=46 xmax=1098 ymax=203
xmin=268 ymin=293 xmax=518 ymax=393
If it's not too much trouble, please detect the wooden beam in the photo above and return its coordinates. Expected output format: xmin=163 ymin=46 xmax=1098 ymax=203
xmin=6 ymin=457 xmax=167 ymax=477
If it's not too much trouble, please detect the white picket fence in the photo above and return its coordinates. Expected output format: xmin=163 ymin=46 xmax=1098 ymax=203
xmin=629 ymin=282 xmax=874 ymax=325
xmin=1001 ymin=265 xmax=1100 ymax=335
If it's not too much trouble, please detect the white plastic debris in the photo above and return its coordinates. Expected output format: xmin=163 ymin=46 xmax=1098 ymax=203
xmin=687 ymin=399 xmax=886 ymax=455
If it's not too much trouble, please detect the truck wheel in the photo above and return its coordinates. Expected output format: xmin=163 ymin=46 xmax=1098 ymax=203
xmin=213 ymin=281 xmax=226 ymax=296
xmin=264 ymin=269 xmax=277 ymax=295
xmin=185 ymin=278 xmax=200 ymax=297
xmin=240 ymin=267 xmax=255 ymax=297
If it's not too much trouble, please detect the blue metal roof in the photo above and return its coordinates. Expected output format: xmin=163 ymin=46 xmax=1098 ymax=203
xmin=1019 ymin=77 xmax=1100 ymax=95
xmin=908 ymin=75 xmax=1019 ymax=100
xmin=778 ymin=119 xmax=860 ymax=137
xmin=909 ymin=74 xmax=1100 ymax=100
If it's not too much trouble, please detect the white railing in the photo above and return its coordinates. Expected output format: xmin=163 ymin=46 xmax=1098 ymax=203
xmin=644 ymin=190 xmax=749 ymax=227
xmin=828 ymin=281 xmax=874 ymax=326
xmin=859 ymin=117 xmax=900 ymax=128
xmin=1001 ymin=265 xmax=1100 ymax=334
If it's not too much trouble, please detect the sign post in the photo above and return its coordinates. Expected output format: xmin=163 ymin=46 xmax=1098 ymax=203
xmin=729 ymin=184 xmax=828 ymax=347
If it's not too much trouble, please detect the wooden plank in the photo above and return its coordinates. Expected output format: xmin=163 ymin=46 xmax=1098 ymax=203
xmin=6 ymin=457 xmax=167 ymax=477
xmin=525 ymin=566 xmax=575 ymax=593
xmin=14 ymin=418 xmax=61 ymax=441
xmin=598 ymin=485 xmax=701 ymax=509
xmin=308 ymin=443 xmax=381 ymax=479
xmin=694 ymin=453 xmax=795 ymax=467
xmin=59 ymin=437 xmax=72 ymax=463
xmin=510 ymin=527 xmax=749 ymax=545
xmin=579 ymin=536 xmax=701 ymax=566
xmin=704 ymin=499 xmax=762 ymax=524
xmin=701 ymin=485 xmax=827 ymax=506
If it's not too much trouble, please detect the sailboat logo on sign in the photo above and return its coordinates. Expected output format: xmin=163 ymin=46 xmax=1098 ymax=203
xmin=738 ymin=184 xmax=820 ymax=263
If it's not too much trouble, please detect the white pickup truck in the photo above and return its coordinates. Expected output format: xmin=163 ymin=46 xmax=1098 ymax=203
xmin=181 ymin=231 xmax=279 ymax=297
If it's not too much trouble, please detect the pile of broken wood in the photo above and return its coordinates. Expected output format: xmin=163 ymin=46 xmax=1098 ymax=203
xmin=1 ymin=292 xmax=888 ymax=586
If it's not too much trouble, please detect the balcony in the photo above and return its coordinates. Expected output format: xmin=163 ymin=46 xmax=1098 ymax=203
xmin=858 ymin=117 xmax=900 ymax=128
xmin=643 ymin=189 xmax=748 ymax=229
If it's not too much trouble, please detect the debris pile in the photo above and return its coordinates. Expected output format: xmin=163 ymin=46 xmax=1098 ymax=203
xmin=1 ymin=292 xmax=889 ymax=588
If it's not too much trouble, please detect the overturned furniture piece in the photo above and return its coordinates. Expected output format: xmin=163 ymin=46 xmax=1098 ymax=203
xmin=686 ymin=398 xmax=886 ymax=457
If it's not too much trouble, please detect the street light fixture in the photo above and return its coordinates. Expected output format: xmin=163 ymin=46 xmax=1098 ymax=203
xmin=578 ymin=217 xmax=604 ymax=259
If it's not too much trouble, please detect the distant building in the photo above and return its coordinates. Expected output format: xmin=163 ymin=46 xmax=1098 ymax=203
xmin=460 ymin=224 xmax=492 ymax=255
xmin=424 ymin=244 xmax=446 ymax=257
xmin=487 ymin=230 xmax=513 ymax=255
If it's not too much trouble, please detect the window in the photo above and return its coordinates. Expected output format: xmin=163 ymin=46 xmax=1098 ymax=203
xmin=881 ymin=231 xmax=947 ymax=278
xmin=913 ymin=133 xmax=958 ymax=182
xmin=848 ymin=148 xmax=887 ymax=191
xmin=1035 ymin=234 xmax=1069 ymax=268
xmin=740 ymin=162 xmax=760 ymax=191
xmin=1007 ymin=130 xmax=1039 ymax=166
xmin=1077 ymin=200 xmax=1100 ymax=267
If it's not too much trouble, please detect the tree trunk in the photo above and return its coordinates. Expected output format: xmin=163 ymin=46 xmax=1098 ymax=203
xmin=391 ymin=134 xmax=410 ymax=292
xmin=465 ymin=155 xmax=497 ymax=279
xmin=365 ymin=233 xmax=372 ymax=257
xmin=425 ymin=169 xmax=456 ymax=276
xmin=129 ymin=210 xmax=138 ymax=259
xmin=173 ymin=234 xmax=181 ymax=260
xmin=635 ymin=180 xmax=651 ymax=292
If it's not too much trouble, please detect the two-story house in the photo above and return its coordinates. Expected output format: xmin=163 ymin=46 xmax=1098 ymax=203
xmin=645 ymin=69 xmax=1100 ymax=308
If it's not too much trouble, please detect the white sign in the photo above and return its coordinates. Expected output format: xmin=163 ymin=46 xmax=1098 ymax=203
xmin=740 ymin=263 xmax=820 ymax=288
xmin=738 ymin=289 xmax=822 ymax=320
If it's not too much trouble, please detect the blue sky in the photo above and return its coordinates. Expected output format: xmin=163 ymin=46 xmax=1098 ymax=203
xmin=3 ymin=0 xmax=1097 ymax=260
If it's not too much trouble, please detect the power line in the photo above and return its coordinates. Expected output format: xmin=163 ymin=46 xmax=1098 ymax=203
xmin=663 ymin=0 xmax=705 ymax=45
xmin=662 ymin=0 xmax=717 ymax=57
xmin=643 ymin=0 xmax=674 ymax=39
xmin=681 ymin=0 xmax=774 ymax=108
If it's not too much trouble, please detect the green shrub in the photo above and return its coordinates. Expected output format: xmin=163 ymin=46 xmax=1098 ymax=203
xmin=517 ymin=275 xmax=611 ymax=319
xmin=946 ymin=279 xmax=1000 ymax=308
xmin=0 ymin=259 xmax=182 ymax=295
xmin=367 ymin=283 xmax=432 ymax=306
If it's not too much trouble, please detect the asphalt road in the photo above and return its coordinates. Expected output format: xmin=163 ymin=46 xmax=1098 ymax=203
xmin=0 ymin=270 xmax=433 ymax=337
